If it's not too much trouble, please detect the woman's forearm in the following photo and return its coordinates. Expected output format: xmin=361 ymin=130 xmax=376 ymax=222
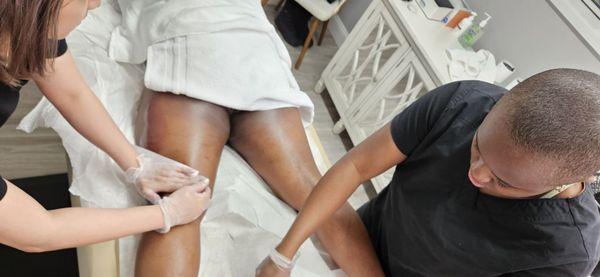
xmin=275 ymin=124 xmax=406 ymax=259
xmin=51 ymin=87 xmax=138 ymax=170
xmin=39 ymin=205 xmax=163 ymax=252
xmin=34 ymin=52 xmax=138 ymax=171
xmin=0 ymin=183 xmax=163 ymax=253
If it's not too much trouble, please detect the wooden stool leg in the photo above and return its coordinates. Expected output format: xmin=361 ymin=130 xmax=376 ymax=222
xmin=261 ymin=0 xmax=269 ymax=7
xmin=295 ymin=18 xmax=320 ymax=70
xmin=318 ymin=20 xmax=329 ymax=46
xmin=275 ymin=0 xmax=285 ymax=11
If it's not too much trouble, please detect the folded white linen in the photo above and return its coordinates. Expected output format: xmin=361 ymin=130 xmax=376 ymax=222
xmin=111 ymin=0 xmax=314 ymax=126
xmin=145 ymin=32 xmax=315 ymax=125
xmin=109 ymin=0 xmax=271 ymax=64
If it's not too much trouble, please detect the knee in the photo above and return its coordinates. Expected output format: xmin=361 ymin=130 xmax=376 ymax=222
xmin=297 ymin=172 xmax=320 ymax=190
xmin=286 ymin=191 xmax=311 ymax=211
xmin=324 ymin=204 xmax=358 ymax=231
xmin=283 ymin=176 xmax=321 ymax=211
xmin=332 ymin=204 xmax=355 ymax=223
xmin=141 ymin=218 xmax=202 ymax=241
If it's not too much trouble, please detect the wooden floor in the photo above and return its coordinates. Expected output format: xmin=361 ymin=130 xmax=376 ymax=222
xmin=0 ymin=4 xmax=371 ymax=208
xmin=0 ymin=84 xmax=68 ymax=180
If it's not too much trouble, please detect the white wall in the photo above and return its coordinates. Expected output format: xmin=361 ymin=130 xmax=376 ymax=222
xmin=334 ymin=0 xmax=600 ymax=83
xmin=338 ymin=0 xmax=373 ymax=30
xmin=465 ymin=0 xmax=600 ymax=82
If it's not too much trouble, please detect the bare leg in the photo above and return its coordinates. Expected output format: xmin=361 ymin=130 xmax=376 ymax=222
xmin=229 ymin=108 xmax=383 ymax=276
xmin=135 ymin=91 xmax=230 ymax=277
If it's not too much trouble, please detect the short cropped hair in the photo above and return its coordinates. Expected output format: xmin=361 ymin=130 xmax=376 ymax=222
xmin=503 ymin=68 xmax=600 ymax=182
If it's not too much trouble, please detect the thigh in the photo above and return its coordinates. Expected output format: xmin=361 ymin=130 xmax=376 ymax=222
xmin=138 ymin=90 xmax=231 ymax=178
xmin=229 ymin=107 xmax=320 ymax=210
xmin=135 ymin=90 xmax=230 ymax=277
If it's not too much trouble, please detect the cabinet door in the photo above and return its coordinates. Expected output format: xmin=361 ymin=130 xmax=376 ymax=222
xmin=346 ymin=51 xmax=435 ymax=144
xmin=345 ymin=52 xmax=436 ymax=192
xmin=321 ymin=0 xmax=411 ymax=121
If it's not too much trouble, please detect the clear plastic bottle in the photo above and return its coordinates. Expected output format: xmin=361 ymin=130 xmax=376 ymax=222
xmin=459 ymin=13 xmax=491 ymax=48
xmin=458 ymin=12 xmax=477 ymax=31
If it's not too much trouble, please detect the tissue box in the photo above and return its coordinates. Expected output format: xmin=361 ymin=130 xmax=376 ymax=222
xmin=416 ymin=0 xmax=454 ymax=21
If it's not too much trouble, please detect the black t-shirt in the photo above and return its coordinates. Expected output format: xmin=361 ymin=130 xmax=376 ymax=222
xmin=0 ymin=39 xmax=68 ymax=200
xmin=357 ymin=81 xmax=600 ymax=276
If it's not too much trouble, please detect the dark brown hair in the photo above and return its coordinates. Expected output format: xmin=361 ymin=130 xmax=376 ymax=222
xmin=0 ymin=0 xmax=63 ymax=86
xmin=504 ymin=68 xmax=600 ymax=182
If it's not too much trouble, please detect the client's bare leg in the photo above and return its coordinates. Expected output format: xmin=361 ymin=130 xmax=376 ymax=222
xmin=135 ymin=91 xmax=230 ymax=277
xmin=229 ymin=108 xmax=383 ymax=276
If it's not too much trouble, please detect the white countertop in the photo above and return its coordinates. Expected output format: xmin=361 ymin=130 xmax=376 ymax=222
xmin=386 ymin=0 xmax=466 ymax=85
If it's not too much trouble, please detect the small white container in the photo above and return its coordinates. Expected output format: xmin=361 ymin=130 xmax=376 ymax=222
xmin=458 ymin=12 xmax=477 ymax=30
xmin=495 ymin=60 xmax=515 ymax=84
xmin=416 ymin=0 xmax=454 ymax=21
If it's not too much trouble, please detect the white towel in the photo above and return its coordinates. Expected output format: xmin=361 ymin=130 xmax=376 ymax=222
xmin=109 ymin=0 xmax=271 ymax=64
xmin=110 ymin=0 xmax=314 ymax=125
xmin=445 ymin=48 xmax=496 ymax=83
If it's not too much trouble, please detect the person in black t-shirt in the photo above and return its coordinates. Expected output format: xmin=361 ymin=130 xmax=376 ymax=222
xmin=0 ymin=1 xmax=211 ymax=253
xmin=257 ymin=69 xmax=600 ymax=276
xmin=589 ymin=172 xmax=600 ymax=203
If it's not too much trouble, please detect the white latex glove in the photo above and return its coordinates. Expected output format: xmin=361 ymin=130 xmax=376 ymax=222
xmin=126 ymin=146 xmax=206 ymax=204
xmin=255 ymin=249 xmax=298 ymax=277
xmin=157 ymin=183 xmax=212 ymax=233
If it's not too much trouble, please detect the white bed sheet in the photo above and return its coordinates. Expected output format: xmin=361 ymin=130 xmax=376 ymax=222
xmin=17 ymin=1 xmax=343 ymax=276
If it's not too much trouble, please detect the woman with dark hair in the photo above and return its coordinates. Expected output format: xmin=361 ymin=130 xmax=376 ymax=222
xmin=0 ymin=0 xmax=211 ymax=252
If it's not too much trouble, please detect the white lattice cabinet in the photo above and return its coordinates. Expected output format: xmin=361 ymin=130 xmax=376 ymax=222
xmin=316 ymin=0 xmax=465 ymax=191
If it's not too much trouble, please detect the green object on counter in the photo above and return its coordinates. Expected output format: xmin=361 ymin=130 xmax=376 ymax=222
xmin=458 ymin=12 xmax=491 ymax=48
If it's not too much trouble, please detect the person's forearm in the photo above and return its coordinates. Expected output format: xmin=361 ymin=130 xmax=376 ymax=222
xmin=50 ymin=87 xmax=138 ymax=170
xmin=276 ymin=157 xmax=363 ymax=258
xmin=34 ymin=53 xmax=138 ymax=171
xmin=33 ymin=205 xmax=163 ymax=252
xmin=275 ymin=125 xmax=405 ymax=259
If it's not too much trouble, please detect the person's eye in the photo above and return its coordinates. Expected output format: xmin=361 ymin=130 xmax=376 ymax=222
xmin=497 ymin=179 xmax=510 ymax=188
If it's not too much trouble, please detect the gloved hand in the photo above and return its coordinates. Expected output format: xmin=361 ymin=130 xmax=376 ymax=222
xmin=255 ymin=248 xmax=298 ymax=277
xmin=126 ymin=146 xmax=205 ymax=204
xmin=157 ymin=183 xmax=212 ymax=233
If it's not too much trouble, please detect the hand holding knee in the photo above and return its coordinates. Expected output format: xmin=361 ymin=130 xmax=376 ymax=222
xmin=157 ymin=183 xmax=211 ymax=233
xmin=126 ymin=146 xmax=206 ymax=203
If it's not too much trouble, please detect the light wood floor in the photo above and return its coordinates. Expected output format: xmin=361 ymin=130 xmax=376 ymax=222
xmin=0 ymin=83 xmax=68 ymax=180
xmin=0 ymin=3 xmax=371 ymax=208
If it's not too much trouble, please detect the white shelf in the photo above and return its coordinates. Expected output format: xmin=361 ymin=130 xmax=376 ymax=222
xmin=386 ymin=0 xmax=466 ymax=85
